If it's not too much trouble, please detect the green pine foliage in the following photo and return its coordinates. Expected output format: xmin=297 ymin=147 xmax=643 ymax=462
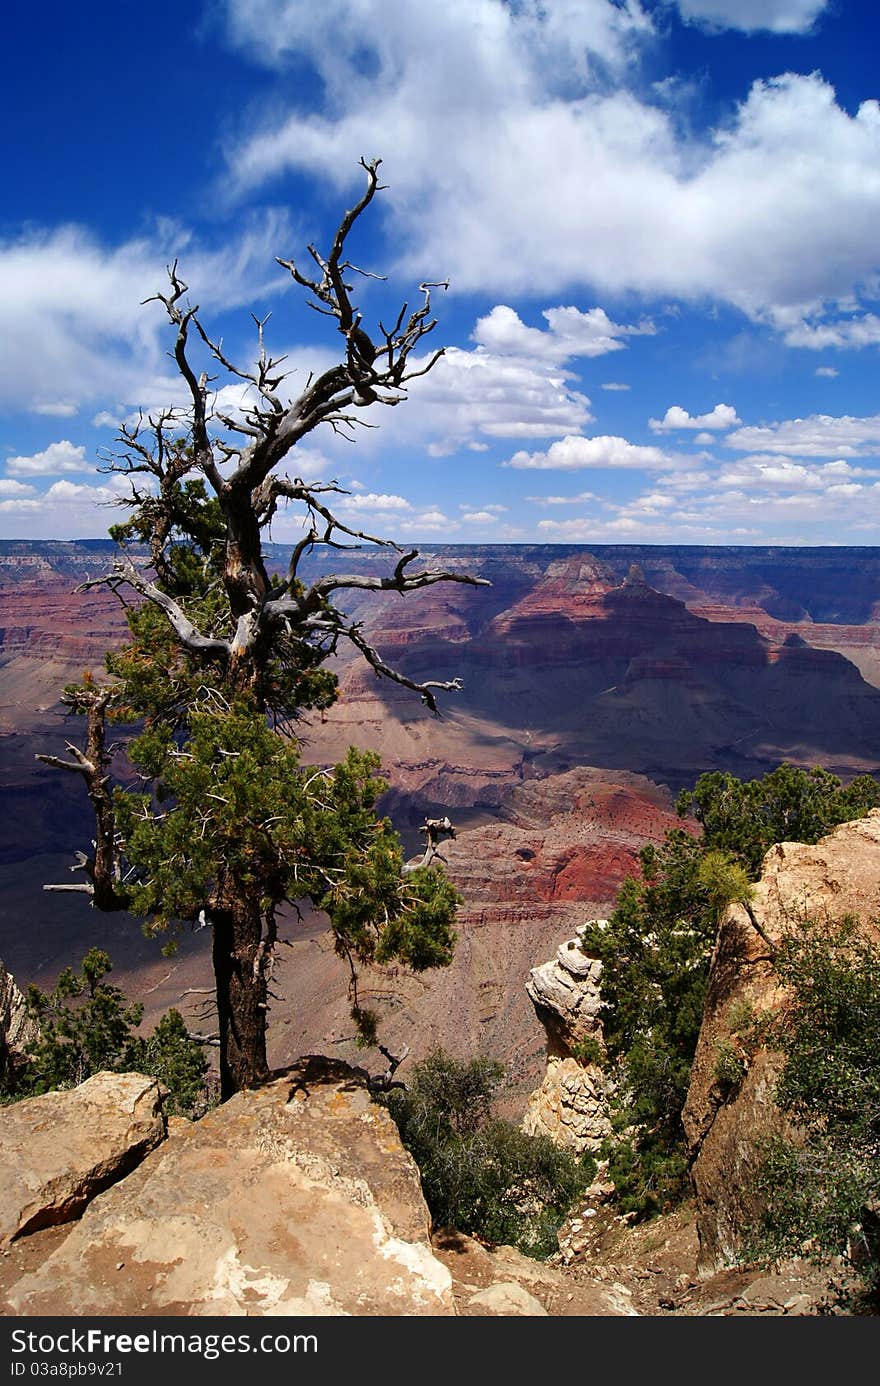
xmin=580 ymin=834 xmax=751 ymax=1219
xmin=677 ymin=764 xmax=880 ymax=879
xmin=3 ymin=949 xmax=210 ymax=1117
xmin=124 ymin=1009 xmax=213 ymax=1119
xmin=112 ymin=700 xmax=458 ymax=972
xmin=385 ymin=1050 xmax=595 ymax=1259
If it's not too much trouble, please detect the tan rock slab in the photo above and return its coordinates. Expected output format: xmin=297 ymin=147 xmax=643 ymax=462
xmin=0 ymin=1071 xmax=166 ymax=1247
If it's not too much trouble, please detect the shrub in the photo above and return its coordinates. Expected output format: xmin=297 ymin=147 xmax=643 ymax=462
xmin=385 ymin=1050 xmax=595 ymax=1259
xmin=571 ymin=1036 xmax=603 ymax=1066
xmin=677 ymin=765 xmax=880 ymax=879
xmin=581 ymin=833 xmax=749 ymax=1219
xmin=3 ymin=949 xmax=210 ymax=1118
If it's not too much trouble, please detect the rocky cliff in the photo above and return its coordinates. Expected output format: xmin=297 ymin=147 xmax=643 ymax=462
xmin=0 ymin=960 xmax=39 ymax=1086
xmin=683 ymin=810 xmax=880 ymax=1273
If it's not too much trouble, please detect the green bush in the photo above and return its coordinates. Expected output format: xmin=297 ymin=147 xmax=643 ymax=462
xmin=581 ymin=833 xmax=749 ymax=1219
xmin=712 ymin=1037 xmax=747 ymax=1093
xmin=385 ymin=1050 xmax=595 ymax=1259
xmin=570 ymin=1035 xmax=603 ymax=1067
xmin=3 ymin=949 xmax=210 ymax=1118
xmin=677 ymin=764 xmax=880 ymax=879
xmin=748 ymin=918 xmax=880 ymax=1310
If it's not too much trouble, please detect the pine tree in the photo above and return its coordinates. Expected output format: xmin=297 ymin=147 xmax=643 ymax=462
xmin=39 ymin=162 xmax=486 ymax=1097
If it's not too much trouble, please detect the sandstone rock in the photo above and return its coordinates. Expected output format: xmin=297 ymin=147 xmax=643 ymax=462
xmin=522 ymin=932 xmax=614 ymax=1154
xmin=525 ymin=934 xmax=606 ymax=1055
xmin=522 ymin=1056 xmax=613 ymax=1154
xmin=0 ymin=959 xmax=39 ymax=1083
xmin=683 ymin=811 xmax=880 ymax=1273
xmin=7 ymin=1057 xmax=455 ymax=1317
xmin=0 ymin=1071 xmax=166 ymax=1247
xmin=467 ymin=1282 xmax=549 ymax=1316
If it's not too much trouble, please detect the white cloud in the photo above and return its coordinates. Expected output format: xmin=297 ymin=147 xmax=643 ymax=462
xmin=472 ymin=304 xmax=654 ymax=362
xmin=460 ymin=509 xmax=500 ymax=523
xmin=672 ymin=1 xmax=829 ymax=34
xmin=0 ymin=213 xmax=294 ymax=416
xmin=409 ymin=344 xmax=593 ymax=451
xmin=337 ymin=492 xmax=412 ymax=511
xmin=814 ymin=366 xmax=839 ymax=378
xmin=224 ymin=3 xmax=880 ymax=326
xmin=600 ymin=382 xmax=631 ymax=391
xmin=0 ymin=477 xmax=128 ymax=539
xmin=529 ymin=446 xmax=880 ymax=543
xmin=504 ymin=434 xmax=677 ymax=470
xmin=726 ymin=414 xmax=880 ymax=458
xmin=535 ymin=513 xmax=736 ymax=541
xmin=6 ymin=440 xmax=93 ymax=475
xmin=224 ymin=0 xmax=653 ymax=82
xmin=650 ymin=403 xmax=741 ymax=431
xmin=783 ymin=315 xmax=880 ymax=350
xmin=526 ymin=491 xmax=601 ymax=505
xmin=0 ymin=479 xmax=35 ymax=496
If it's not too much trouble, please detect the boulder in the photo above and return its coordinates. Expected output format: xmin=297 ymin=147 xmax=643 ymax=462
xmin=7 ymin=1057 xmax=456 ymax=1317
xmin=0 ymin=1071 xmax=166 ymax=1247
xmin=683 ymin=810 xmax=880 ymax=1273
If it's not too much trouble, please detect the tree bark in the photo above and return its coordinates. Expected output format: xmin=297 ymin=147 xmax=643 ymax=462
xmin=210 ymin=872 xmax=270 ymax=1099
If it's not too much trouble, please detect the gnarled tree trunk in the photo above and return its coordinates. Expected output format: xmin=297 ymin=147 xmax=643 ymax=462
xmin=209 ymin=872 xmax=271 ymax=1098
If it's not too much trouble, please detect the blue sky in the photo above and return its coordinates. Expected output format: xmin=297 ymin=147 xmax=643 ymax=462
xmin=4 ymin=0 xmax=880 ymax=545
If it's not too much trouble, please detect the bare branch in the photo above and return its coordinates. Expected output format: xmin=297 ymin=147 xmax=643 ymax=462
xmin=81 ymin=555 xmax=231 ymax=660
xmin=38 ymin=688 xmax=129 ymax=912
xmin=403 ymin=817 xmax=457 ymax=873
xmin=340 ymin=621 xmax=465 ymax=715
xmin=35 ymin=752 xmax=94 ymax=776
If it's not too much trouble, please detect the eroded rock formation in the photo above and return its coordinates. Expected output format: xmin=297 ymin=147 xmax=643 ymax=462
xmin=522 ymin=934 xmax=614 ymax=1154
xmin=0 ymin=959 xmax=39 ymax=1084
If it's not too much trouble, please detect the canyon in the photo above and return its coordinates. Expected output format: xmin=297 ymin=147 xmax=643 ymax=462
xmin=2 ymin=540 xmax=880 ymax=1101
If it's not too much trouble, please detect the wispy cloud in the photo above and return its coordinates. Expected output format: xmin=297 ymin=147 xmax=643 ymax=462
xmin=224 ymin=2 xmax=880 ymax=327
